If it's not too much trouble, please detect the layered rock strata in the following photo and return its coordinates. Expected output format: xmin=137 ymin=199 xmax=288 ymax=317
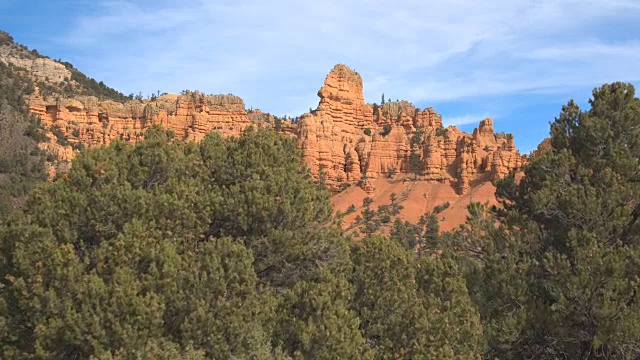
xmin=27 ymin=64 xmax=524 ymax=193
xmin=297 ymin=64 xmax=524 ymax=193
xmin=28 ymin=91 xmax=256 ymax=162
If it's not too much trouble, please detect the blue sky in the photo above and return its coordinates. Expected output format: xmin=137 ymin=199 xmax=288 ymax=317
xmin=2 ymin=0 xmax=640 ymax=153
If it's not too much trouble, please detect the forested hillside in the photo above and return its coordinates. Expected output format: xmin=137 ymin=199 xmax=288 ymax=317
xmin=0 ymin=29 xmax=137 ymax=216
xmin=0 ymin=55 xmax=47 ymax=216
xmin=0 ymin=81 xmax=639 ymax=359
xmin=0 ymin=30 xmax=130 ymax=102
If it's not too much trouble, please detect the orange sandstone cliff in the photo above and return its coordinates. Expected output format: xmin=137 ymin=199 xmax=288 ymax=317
xmin=27 ymin=91 xmax=259 ymax=162
xmin=297 ymin=64 xmax=524 ymax=194
xmin=24 ymin=64 xmax=525 ymax=217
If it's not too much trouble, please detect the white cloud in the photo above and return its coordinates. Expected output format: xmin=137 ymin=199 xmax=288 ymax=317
xmin=443 ymin=114 xmax=492 ymax=127
xmin=55 ymin=0 xmax=640 ymax=115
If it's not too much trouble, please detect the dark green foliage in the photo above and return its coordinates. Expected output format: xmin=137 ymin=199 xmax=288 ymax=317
xmin=350 ymin=235 xmax=484 ymax=359
xmin=380 ymin=123 xmax=392 ymax=136
xmin=348 ymin=192 xmax=409 ymax=235
xmin=275 ymin=271 xmax=369 ymax=360
xmin=94 ymin=339 xmax=207 ymax=360
xmin=342 ymin=194 xmax=485 ymax=359
xmin=363 ymin=128 xmax=372 ymax=136
xmin=167 ymin=236 xmax=278 ymax=359
xmin=0 ymin=61 xmax=47 ymax=214
xmin=0 ymin=152 xmax=46 ymax=197
xmin=72 ymin=142 xmax=86 ymax=152
xmin=467 ymin=82 xmax=640 ymax=359
xmin=346 ymin=204 xmax=357 ymax=214
xmin=411 ymin=126 xmax=425 ymax=146
xmin=359 ymin=197 xmax=379 ymax=236
xmin=414 ymin=251 xmax=486 ymax=358
xmin=0 ymin=219 xmax=275 ymax=359
xmin=0 ymin=127 xmax=365 ymax=359
xmin=374 ymin=193 xmax=403 ymax=225
xmin=372 ymin=103 xmax=380 ymax=117
xmin=51 ymin=126 xmax=70 ymax=146
xmin=0 ymin=62 xmax=35 ymax=109
xmin=0 ymin=189 xmax=11 ymax=217
xmin=0 ymin=31 xmax=14 ymax=46
xmin=452 ymin=203 xmax=533 ymax=359
xmin=389 ymin=202 xmax=447 ymax=254
xmin=435 ymin=126 xmax=446 ymax=137
xmin=199 ymin=129 xmax=332 ymax=239
xmin=385 ymin=167 xmax=397 ymax=178
xmin=274 ymin=116 xmax=282 ymax=132
xmin=0 ymin=107 xmax=521 ymax=360
xmin=409 ymin=151 xmax=423 ymax=179
xmin=23 ymin=116 xmax=49 ymax=143
xmin=351 ymin=235 xmax=426 ymax=357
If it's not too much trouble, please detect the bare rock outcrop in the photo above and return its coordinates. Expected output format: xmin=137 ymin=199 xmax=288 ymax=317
xmin=25 ymin=63 xmax=524 ymax=194
xmin=0 ymin=52 xmax=71 ymax=84
xmin=29 ymin=91 xmax=255 ymax=154
xmin=296 ymin=65 xmax=523 ymax=194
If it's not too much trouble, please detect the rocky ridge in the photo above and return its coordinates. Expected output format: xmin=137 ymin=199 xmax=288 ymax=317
xmin=297 ymin=64 xmax=524 ymax=194
xmin=20 ymin=61 xmax=523 ymax=194
xmin=27 ymin=91 xmax=259 ymax=162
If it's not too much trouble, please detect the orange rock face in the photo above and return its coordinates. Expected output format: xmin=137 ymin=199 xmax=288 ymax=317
xmin=29 ymin=91 xmax=256 ymax=154
xmin=27 ymin=64 xmax=523 ymax=195
xmin=296 ymin=64 xmax=523 ymax=194
xmin=531 ymin=137 xmax=552 ymax=157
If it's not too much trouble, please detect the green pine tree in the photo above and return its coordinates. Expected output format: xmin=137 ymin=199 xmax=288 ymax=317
xmin=0 ymin=125 xmax=373 ymax=359
xmin=472 ymin=82 xmax=640 ymax=359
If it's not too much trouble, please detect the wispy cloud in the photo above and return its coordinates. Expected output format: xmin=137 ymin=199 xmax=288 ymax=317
xmin=443 ymin=113 xmax=493 ymax=127
xmin=53 ymin=0 xmax=640 ymax=117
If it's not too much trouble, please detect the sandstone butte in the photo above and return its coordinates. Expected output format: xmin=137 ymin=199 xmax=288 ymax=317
xmin=25 ymin=64 xmax=525 ymax=231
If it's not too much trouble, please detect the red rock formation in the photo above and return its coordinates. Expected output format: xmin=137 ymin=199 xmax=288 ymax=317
xmin=296 ymin=64 xmax=523 ymax=194
xmin=297 ymin=64 xmax=372 ymax=182
xmin=415 ymin=107 xmax=443 ymax=129
xmin=27 ymin=63 xmax=524 ymax=195
xmin=365 ymin=127 xmax=409 ymax=179
xmin=531 ymin=137 xmax=553 ymax=157
xmin=28 ymin=91 xmax=256 ymax=157
xmin=473 ymin=118 xmax=498 ymax=150
xmin=423 ymin=136 xmax=445 ymax=179
xmin=316 ymin=65 xmax=373 ymax=129
xmin=491 ymin=150 xmax=523 ymax=179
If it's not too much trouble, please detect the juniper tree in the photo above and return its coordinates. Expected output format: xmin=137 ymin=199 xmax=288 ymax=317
xmin=350 ymin=235 xmax=484 ymax=359
xmin=471 ymin=82 xmax=640 ymax=359
xmin=0 ymin=127 xmax=364 ymax=359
